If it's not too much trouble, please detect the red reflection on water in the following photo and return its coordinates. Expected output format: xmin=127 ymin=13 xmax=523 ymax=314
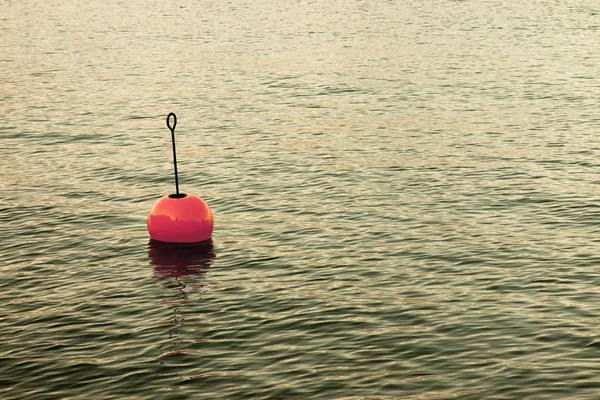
xmin=147 ymin=238 xmax=215 ymax=279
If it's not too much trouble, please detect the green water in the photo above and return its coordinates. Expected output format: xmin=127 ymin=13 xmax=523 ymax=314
xmin=1 ymin=0 xmax=599 ymax=398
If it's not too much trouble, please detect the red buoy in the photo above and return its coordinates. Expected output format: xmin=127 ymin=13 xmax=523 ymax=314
xmin=148 ymin=193 xmax=213 ymax=243
xmin=147 ymin=113 xmax=214 ymax=243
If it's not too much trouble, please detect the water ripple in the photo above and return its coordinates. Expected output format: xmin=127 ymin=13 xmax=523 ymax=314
xmin=1 ymin=0 xmax=600 ymax=398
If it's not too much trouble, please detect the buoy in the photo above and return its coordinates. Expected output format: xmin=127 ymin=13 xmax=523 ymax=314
xmin=147 ymin=113 xmax=214 ymax=243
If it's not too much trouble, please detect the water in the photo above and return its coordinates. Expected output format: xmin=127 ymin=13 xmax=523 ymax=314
xmin=1 ymin=0 xmax=599 ymax=398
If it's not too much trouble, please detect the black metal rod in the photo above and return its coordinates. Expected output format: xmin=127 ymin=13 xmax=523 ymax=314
xmin=166 ymin=112 xmax=179 ymax=195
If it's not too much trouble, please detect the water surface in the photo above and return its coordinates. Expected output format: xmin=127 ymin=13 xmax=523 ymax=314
xmin=1 ymin=0 xmax=599 ymax=398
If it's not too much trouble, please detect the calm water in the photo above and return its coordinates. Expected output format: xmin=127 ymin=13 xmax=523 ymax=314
xmin=1 ymin=0 xmax=599 ymax=398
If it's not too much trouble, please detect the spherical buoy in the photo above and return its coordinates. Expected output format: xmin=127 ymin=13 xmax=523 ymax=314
xmin=148 ymin=193 xmax=214 ymax=243
xmin=147 ymin=113 xmax=214 ymax=243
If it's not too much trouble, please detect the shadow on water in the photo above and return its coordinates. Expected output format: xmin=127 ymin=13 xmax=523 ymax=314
xmin=147 ymin=239 xmax=216 ymax=387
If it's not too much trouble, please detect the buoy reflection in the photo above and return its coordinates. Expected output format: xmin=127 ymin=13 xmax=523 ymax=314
xmin=148 ymin=238 xmax=215 ymax=280
xmin=148 ymin=238 xmax=215 ymax=371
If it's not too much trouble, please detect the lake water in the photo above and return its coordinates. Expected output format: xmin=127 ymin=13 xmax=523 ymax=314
xmin=1 ymin=0 xmax=599 ymax=398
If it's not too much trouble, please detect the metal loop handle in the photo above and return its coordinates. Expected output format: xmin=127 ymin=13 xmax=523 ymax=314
xmin=166 ymin=112 xmax=179 ymax=195
xmin=167 ymin=112 xmax=177 ymax=133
